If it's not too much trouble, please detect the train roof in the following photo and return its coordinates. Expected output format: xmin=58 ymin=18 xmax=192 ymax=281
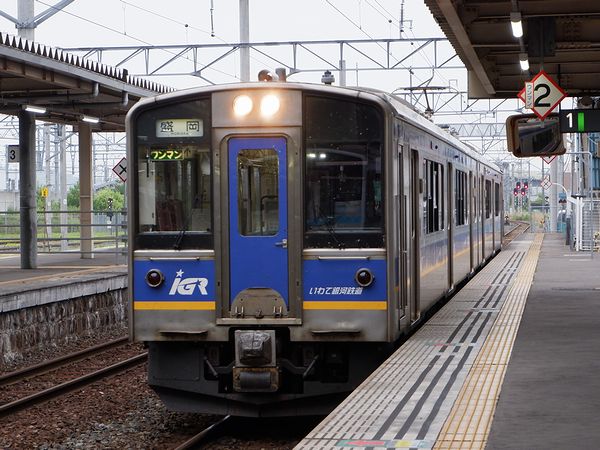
xmin=344 ymin=86 xmax=500 ymax=172
xmin=130 ymin=81 xmax=501 ymax=173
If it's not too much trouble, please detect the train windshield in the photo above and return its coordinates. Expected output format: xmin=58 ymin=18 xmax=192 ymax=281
xmin=304 ymin=95 xmax=384 ymax=248
xmin=133 ymin=99 xmax=212 ymax=249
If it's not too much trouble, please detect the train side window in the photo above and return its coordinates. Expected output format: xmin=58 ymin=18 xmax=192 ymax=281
xmin=484 ymin=180 xmax=492 ymax=219
xmin=303 ymin=95 xmax=384 ymax=248
xmin=424 ymin=158 xmax=444 ymax=233
xmin=494 ymin=182 xmax=500 ymax=217
xmin=455 ymin=169 xmax=468 ymax=226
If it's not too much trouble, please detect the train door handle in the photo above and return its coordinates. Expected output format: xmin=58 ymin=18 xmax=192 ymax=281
xmin=275 ymin=239 xmax=288 ymax=248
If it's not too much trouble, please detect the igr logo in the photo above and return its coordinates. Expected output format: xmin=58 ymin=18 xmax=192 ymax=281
xmin=169 ymin=270 xmax=208 ymax=296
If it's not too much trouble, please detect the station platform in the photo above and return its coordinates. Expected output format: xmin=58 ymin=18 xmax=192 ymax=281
xmin=0 ymin=251 xmax=125 ymax=312
xmin=296 ymin=233 xmax=600 ymax=449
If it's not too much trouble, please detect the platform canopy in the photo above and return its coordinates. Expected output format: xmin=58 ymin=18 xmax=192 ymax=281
xmin=0 ymin=32 xmax=173 ymax=131
xmin=424 ymin=0 xmax=600 ymax=99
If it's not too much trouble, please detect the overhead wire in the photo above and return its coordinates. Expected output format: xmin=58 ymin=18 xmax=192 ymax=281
xmin=118 ymin=0 xmax=277 ymax=77
xmin=33 ymin=0 xmax=240 ymax=81
xmin=356 ymin=0 xmax=509 ymax=155
xmin=325 ymin=0 xmax=438 ymax=93
xmin=120 ymin=0 xmax=217 ymax=41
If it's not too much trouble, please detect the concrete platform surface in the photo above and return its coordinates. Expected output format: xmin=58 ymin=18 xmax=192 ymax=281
xmin=486 ymin=234 xmax=600 ymax=449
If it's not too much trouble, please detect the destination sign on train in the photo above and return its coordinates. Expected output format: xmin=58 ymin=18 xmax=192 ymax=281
xmin=156 ymin=118 xmax=203 ymax=137
xmin=559 ymin=109 xmax=600 ymax=133
xmin=149 ymin=149 xmax=187 ymax=160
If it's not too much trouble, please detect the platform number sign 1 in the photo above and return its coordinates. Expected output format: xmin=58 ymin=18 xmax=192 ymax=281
xmin=518 ymin=70 xmax=566 ymax=120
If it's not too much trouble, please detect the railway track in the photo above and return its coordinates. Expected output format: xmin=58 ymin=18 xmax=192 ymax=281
xmin=172 ymin=415 xmax=323 ymax=449
xmin=0 ymin=337 xmax=147 ymax=418
xmin=174 ymin=415 xmax=233 ymax=450
xmin=504 ymin=220 xmax=530 ymax=245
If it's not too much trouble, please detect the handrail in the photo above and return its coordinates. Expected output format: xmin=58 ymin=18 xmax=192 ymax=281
xmin=0 ymin=209 xmax=128 ymax=261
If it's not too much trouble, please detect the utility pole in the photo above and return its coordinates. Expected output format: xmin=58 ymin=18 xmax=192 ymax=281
xmin=17 ymin=0 xmax=34 ymax=40
xmin=0 ymin=0 xmax=76 ymax=41
xmin=550 ymin=158 xmax=558 ymax=232
xmin=239 ymin=0 xmax=250 ymax=82
xmin=59 ymin=125 xmax=67 ymax=251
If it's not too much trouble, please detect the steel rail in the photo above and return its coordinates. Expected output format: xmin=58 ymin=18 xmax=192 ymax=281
xmin=0 ymin=336 xmax=130 ymax=386
xmin=503 ymin=221 xmax=530 ymax=244
xmin=0 ymin=352 xmax=147 ymax=418
xmin=173 ymin=415 xmax=233 ymax=450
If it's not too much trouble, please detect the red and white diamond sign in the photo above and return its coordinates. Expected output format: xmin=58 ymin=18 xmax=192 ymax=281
xmin=518 ymin=70 xmax=566 ymax=120
xmin=541 ymin=175 xmax=552 ymax=189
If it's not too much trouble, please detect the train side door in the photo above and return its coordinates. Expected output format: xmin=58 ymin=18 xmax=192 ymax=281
xmin=398 ymin=145 xmax=409 ymax=322
xmin=480 ymin=174 xmax=485 ymax=261
xmin=227 ymin=137 xmax=289 ymax=317
xmin=469 ymin=171 xmax=475 ymax=271
xmin=410 ymin=149 xmax=420 ymax=323
xmin=447 ymin=162 xmax=454 ymax=291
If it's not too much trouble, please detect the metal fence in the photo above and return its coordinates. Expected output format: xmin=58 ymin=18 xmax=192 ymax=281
xmin=0 ymin=209 xmax=127 ymax=261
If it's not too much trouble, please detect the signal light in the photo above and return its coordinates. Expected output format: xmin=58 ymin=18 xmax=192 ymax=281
xmin=516 ymin=181 xmax=521 ymax=189
xmin=524 ymin=181 xmax=529 ymax=190
xmin=521 ymin=188 xmax=526 ymax=196
xmin=513 ymin=188 xmax=518 ymax=197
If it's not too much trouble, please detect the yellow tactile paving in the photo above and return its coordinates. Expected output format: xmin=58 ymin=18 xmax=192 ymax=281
xmin=433 ymin=234 xmax=543 ymax=450
xmin=298 ymin=239 xmax=534 ymax=450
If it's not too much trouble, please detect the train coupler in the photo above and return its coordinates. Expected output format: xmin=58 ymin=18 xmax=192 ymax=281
xmin=233 ymin=330 xmax=279 ymax=392
xmin=233 ymin=367 xmax=279 ymax=392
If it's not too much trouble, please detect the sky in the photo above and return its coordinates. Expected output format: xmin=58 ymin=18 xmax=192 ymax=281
xmin=0 ymin=0 xmax=550 ymax=163
xmin=0 ymin=1 xmax=460 ymax=99
xmin=1 ymin=1 xmax=443 ymax=83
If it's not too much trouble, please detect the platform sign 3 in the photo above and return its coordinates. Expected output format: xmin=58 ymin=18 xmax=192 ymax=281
xmin=518 ymin=70 xmax=566 ymax=120
xmin=6 ymin=145 xmax=18 ymax=163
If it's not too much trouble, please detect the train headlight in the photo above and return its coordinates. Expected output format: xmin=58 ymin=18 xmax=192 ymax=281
xmin=233 ymin=95 xmax=253 ymax=117
xmin=260 ymin=94 xmax=280 ymax=117
xmin=145 ymin=269 xmax=164 ymax=288
xmin=355 ymin=268 xmax=374 ymax=287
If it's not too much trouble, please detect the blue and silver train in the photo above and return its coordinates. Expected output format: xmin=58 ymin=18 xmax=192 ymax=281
xmin=126 ymin=76 xmax=502 ymax=417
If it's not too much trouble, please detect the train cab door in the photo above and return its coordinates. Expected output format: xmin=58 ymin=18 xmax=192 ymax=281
xmin=227 ymin=137 xmax=290 ymax=318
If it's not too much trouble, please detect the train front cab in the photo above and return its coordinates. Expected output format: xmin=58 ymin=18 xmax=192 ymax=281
xmin=128 ymin=86 xmax=396 ymax=416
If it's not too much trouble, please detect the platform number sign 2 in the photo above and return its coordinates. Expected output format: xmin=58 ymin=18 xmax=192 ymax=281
xmin=518 ymin=70 xmax=566 ymax=120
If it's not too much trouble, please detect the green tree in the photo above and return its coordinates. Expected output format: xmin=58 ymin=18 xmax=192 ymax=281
xmin=36 ymin=187 xmax=46 ymax=211
xmin=67 ymin=182 xmax=80 ymax=209
xmin=94 ymin=187 xmax=124 ymax=212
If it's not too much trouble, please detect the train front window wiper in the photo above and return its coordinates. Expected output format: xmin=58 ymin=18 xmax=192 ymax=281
xmin=173 ymin=227 xmax=187 ymax=250
xmin=317 ymin=210 xmax=345 ymax=249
